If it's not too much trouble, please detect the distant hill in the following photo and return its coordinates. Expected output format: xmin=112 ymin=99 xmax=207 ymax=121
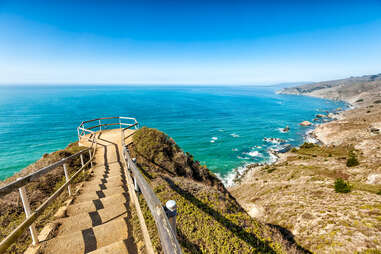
xmin=278 ymin=73 xmax=381 ymax=105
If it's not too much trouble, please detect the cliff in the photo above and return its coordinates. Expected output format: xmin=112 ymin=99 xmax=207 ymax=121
xmin=278 ymin=73 xmax=381 ymax=106
xmin=231 ymin=74 xmax=381 ymax=253
xmin=128 ymin=127 xmax=307 ymax=253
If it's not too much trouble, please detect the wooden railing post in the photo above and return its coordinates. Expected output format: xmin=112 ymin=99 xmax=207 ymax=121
xmin=165 ymin=200 xmax=177 ymax=236
xmin=132 ymin=158 xmax=140 ymax=193
xmin=89 ymin=150 xmax=93 ymax=168
xmin=63 ymin=163 xmax=71 ymax=196
xmin=80 ymin=154 xmax=84 ymax=168
xmin=18 ymin=184 xmax=38 ymax=245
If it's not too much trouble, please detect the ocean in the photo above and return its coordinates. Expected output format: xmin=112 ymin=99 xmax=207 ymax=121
xmin=0 ymin=85 xmax=346 ymax=184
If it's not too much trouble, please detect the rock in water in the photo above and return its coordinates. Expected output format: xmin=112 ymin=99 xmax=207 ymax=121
xmin=300 ymin=121 xmax=312 ymax=126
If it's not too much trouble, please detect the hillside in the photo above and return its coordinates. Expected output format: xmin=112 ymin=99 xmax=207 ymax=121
xmin=278 ymin=73 xmax=381 ymax=105
xmin=128 ymin=127 xmax=307 ymax=253
xmin=231 ymin=74 xmax=381 ymax=253
xmin=0 ymin=143 xmax=91 ymax=254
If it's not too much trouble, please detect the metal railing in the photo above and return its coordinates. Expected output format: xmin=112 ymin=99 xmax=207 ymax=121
xmin=0 ymin=116 xmax=181 ymax=254
xmin=79 ymin=116 xmax=182 ymax=253
xmin=77 ymin=116 xmax=139 ymax=141
xmin=0 ymin=133 xmax=97 ymax=253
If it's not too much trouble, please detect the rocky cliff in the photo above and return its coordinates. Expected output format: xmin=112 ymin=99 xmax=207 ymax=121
xmin=278 ymin=73 xmax=381 ymax=105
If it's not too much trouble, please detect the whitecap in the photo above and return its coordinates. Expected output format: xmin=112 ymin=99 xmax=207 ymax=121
xmin=232 ymin=148 xmax=238 ymax=151
xmin=210 ymin=140 xmax=215 ymax=143
xmin=243 ymin=151 xmax=262 ymax=157
xmin=230 ymin=133 xmax=240 ymax=138
xmin=216 ymin=164 xmax=249 ymax=187
xmin=211 ymin=137 xmax=218 ymax=140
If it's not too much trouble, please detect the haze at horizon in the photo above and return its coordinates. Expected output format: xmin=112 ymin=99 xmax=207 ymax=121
xmin=1 ymin=0 xmax=381 ymax=85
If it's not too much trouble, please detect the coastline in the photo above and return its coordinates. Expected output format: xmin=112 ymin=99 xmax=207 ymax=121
xmin=228 ymin=86 xmax=381 ymax=252
xmin=226 ymin=96 xmax=353 ymax=186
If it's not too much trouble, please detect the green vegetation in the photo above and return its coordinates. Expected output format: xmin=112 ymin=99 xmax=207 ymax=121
xmin=334 ymin=178 xmax=351 ymax=193
xmin=374 ymin=100 xmax=381 ymax=104
xmin=356 ymin=98 xmax=364 ymax=102
xmin=130 ymin=127 xmax=303 ymax=253
xmin=300 ymin=143 xmax=316 ymax=149
xmin=346 ymin=151 xmax=359 ymax=167
xmin=0 ymin=142 xmax=91 ymax=254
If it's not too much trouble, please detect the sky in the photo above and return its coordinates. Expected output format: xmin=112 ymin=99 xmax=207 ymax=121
xmin=1 ymin=0 xmax=381 ymax=85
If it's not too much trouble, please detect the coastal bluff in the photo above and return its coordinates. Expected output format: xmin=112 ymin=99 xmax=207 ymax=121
xmin=0 ymin=124 xmax=305 ymax=254
xmin=231 ymin=74 xmax=381 ymax=253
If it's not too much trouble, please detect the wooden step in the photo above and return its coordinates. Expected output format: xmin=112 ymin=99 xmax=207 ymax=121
xmin=67 ymin=193 xmax=129 ymax=215
xmin=88 ymin=239 xmax=134 ymax=254
xmin=81 ymin=179 xmax=125 ymax=192
xmin=75 ymin=187 xmax=127 ymax=203
xmin=57 ymin=203 xmax=129 ymax=235
xmin=42 ymin=217 xmax=130 ymax=254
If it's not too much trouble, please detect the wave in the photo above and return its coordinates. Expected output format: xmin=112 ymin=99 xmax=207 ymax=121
xmin=230 ymin=133 xmax=240 ymax=138
xmin=210 ymin=136 xmax=218 ymax=143
xmin=216 ymin=164 xmax=249 ymax=187
xmin=243 ymin=151 xmax=261 ymax=157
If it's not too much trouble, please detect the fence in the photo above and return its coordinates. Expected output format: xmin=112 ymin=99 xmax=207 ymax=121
xmin=0 ymin=134 xmax=97 ymax=253
xmin=0 ymin=116 xmax=181 ymax=254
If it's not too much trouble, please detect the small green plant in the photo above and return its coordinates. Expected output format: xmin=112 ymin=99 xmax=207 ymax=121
xmin=346 ymin=151 xmax=359 ymax=167
xmin=377 ymin=190 xmax=381 ymax=195
xmin=374 ymin=100 xmax=381 ymax=104
xmin=300 ymin=142 xmax=316 ymax=149
xmin=356 ymin=98 xmax=364 ymax=102
xmin=334 ymin=178 xmax=351 ymax=193
xmin=290 ymin=147 xmax=297 ymax=152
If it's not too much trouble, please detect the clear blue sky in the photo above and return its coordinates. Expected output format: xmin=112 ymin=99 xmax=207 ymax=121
xmin=1 ymin=0 xmax=381 ymax=85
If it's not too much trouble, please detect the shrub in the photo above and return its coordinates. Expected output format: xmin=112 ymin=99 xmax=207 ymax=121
xmin=374 ymin=100 xmax=381 ymax=104
xmin=290 ymin=147 xmax=297 ymax=152
xmin=300 ymin=142 xmax=316 ymax=149
xmin=346 ymin=151 xmax=359 ymax=167
xmin=356 ymin=98 xmax=364 ymax=102
xmin=334 ymin=178 xmax=351 ymax=193
xmin=377 ymin=190 xmax=381 ymax=195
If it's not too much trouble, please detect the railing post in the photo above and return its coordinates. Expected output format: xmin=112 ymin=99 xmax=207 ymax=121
xmin=89 ymin=150 xmax=93 ymax=168
xmin=80 ymin=154 xmax=84 ymax=168
xmin=63 ymin=163 xmax=71 ymax=196
xmin=165 ymin=200 xmax=177 ymax=236
xmin=132 ymin=158 xmax=140 ymax=193
xmin=99 ymin=119 xmax=102 ymax=131
xmin=18 ymin=183 xmax=38 ymax=245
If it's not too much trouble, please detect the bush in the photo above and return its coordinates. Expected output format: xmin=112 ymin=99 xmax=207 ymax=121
xmin=374 ymin=100 xmax=381 ymax=104
xmin=335 ymin=178 xmax=351 ymax=193
xmin=300 ymin=142 xmax=316 ymax=149
xmin=346 ymin=151 xmax=359 ymax=167
xmin=290 ymin=147 xmax=298 ymax=152
xmin=356 ymin=98 xmax=364 ymax=102
xmin=377 ymin=190 xmax=381 ymax=195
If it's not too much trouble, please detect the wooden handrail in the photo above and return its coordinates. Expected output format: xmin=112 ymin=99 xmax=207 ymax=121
xmin=0 ymin=148 xmax=90 ymax=196
xmin=123 ymin=147 xmax=182 ymax=254
xmin=0 ymin=147 xmax=96 ymax=253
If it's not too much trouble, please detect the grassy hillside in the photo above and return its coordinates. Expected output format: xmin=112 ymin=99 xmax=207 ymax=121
xmin=0 ymin=143 xmax=91 ymax=254
xmin=128 ymin=127 xmax=308 ymax=253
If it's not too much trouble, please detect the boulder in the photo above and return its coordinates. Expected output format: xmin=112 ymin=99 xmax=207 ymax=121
xmin=300 ymin=121 xmax=312 ymax=126
xmin=316 ymin=114 xmax=326 ymax=118
xmin=370 ymin=127 xmax=380 ymax=134
xmin=366 ymin=174 xmax=381 ymax=184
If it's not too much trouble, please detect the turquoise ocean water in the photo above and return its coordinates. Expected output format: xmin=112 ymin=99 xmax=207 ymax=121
xmin=0 ymin=85 xmax=345 ymax=184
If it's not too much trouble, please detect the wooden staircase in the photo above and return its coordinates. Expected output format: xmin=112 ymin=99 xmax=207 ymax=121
xmin=39 ymin=130 xmax=138 ymax=254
